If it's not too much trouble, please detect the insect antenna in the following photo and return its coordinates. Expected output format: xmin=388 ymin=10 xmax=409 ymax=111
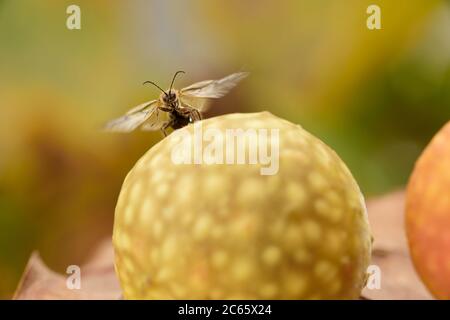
xmin=143 ymin=80 xmax=168 ymax=97
xmin=169 ymin=70 xmax=185 ymax=93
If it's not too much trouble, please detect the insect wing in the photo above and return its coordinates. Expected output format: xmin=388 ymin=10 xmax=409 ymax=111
xmin=104 ymin=100 xmax=159 ymax=132
xmin=179 ymin=95 xmax=211 ymax=112
xmin=141 ymin=107 xmax=171 ymax=131
xmin=180 ymin=72 xmax=249 ymax=99
xmin=125 ymin=99 xmax=158 ymax=115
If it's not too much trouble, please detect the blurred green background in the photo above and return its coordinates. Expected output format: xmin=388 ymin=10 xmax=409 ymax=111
xmin=0 ymin=0 xmax=449 ymax=298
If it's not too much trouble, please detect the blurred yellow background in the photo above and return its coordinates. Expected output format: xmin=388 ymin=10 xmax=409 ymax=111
xmin=0 ymin=0 xmax=449 ymax=298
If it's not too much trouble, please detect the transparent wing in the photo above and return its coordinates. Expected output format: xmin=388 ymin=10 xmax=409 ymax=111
xmin=104 ymin=100 xmax=159 ymax=132
xmin=180 ymin=72 xmax=249 ymax=99
xmin=141 ymin=108 xmax=171 ymax=131
xmin=179 ymin=95 xmax=211 ymax=112
xmin=125 ymin=99 xmax=158 ymax=115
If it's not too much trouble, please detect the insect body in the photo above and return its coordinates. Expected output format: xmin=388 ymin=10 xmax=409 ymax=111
xmin=105 ymin=71 xmax=249 ymax=136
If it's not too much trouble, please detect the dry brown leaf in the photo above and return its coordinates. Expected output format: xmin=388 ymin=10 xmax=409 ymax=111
xmin=14 ymin=191 xmax=433 ymax=300
xmin=14 ymin=239 xmax=121 ymax=300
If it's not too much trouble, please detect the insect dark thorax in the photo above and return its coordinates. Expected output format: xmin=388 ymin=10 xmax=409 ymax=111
xmin=159 ymin=92 xmax=193 ymax=130
xmin=171 ymin=111 xmax=191 ymax=129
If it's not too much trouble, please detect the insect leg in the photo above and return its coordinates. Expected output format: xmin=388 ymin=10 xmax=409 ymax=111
xmin=159 ymin=106 xmax=172 ymax=112
xmin=160 ymin=120 xmax=173 ymax=137
xmin=161 ymin=127 xmax=168 ymax=137
xmin=179 ymin=101 xmax=202 ymax=123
